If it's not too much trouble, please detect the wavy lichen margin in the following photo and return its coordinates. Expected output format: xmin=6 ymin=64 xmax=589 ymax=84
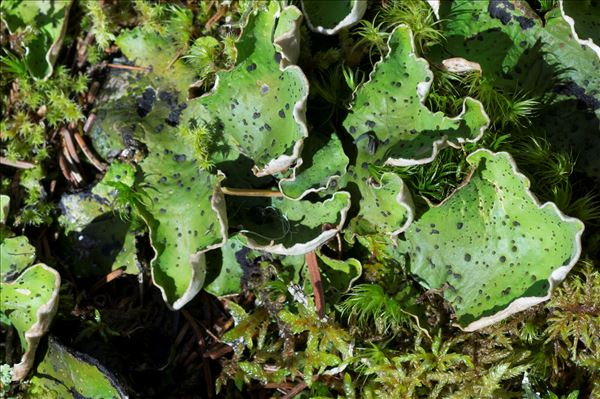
xmin=242 ymin=192 xmax=352 ymax=256
xmin=301 ymin=0 xmax=367 ymax=35
xmin=2 ymin=264 xmax=61 ymax=380
xmin=344 ymin=24 xmax=489 ymax=167
xmin=558 ymin=0 xmax=600 ymax=59
xmin=461 ymin=150 xmax=584 ymax=331
xmin=191 ymin=2 xmax=310 ymax=177
xmin=350 ymin=172 xmax=415 ymax=237
xmin=148 ymin=182 xmax=228 ymax=310
xmin=405 ymin=149 xmax=584 ymax=332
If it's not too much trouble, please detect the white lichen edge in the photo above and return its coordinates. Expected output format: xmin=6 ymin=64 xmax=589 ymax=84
xmin=151 ymin=179 xmax=229 ymax=311
xmin=8 ymin=264 xmax=61 ymax=381
xmin=426 ymin=0 xmax=440 ymax=20
xmin=384 ymin=97 xmax=489 ymax=167
xmin=347 ymin=25 xmax=489 ymax=167
xmin=301 ymin=0 xmax=367 ymax=35
xmin=247 ymin=4 xmax=309 ymax=177
xmin=558 ymin=0 xmax=600 ymax=59
xmin=273 ymin=5 xmax=303 ymax=66
xmin=242 ymin=191 xmax=352 ymax=256
xmin=447 ymin=149 xmax=585 ymax=332
xmin=278 ymin=135 xmax=349 ymax=200
xmin=372 ymin=173 xmax=415 ymax=236
xmin=279 ymin=164 xmax=346 ymax=200
xmin=1 ymin=0 xmax=72 ymax=80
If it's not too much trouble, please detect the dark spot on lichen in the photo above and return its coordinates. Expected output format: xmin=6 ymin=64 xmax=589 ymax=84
xmin=246 ymin=63 xmax=257 ymax=72
xmin=515 ymin=15 xmax=535 ymax=30
xmin=488 ymin=0 xmax=514 ymax=25
xmin=137 ymin=87 xmax=156 ymax=117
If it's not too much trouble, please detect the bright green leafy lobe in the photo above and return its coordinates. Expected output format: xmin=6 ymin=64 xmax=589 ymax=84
xmin=186 ymin=2 xmax=308 ymax=176
xmin=140 ymin=141 xmax=227 ymax=309
xmin=1 ymin=0 xmax=72 ymax=79
xmin=301 ymin=0 xmax=367 ymax=35
xmin=405 ymin=150 xmax=584 ymax=331
xmin=0 ymin=236 xmax=36 ymax=282
xmin=27 ymin=338 xmax=127 ymax=398
xmin=234 ymin=192 xmax=351 ymax=255
xmin=89 ymin=29 xmax=228 ymax=309
xmin=1 ymin=264 xmax=60 ymax=380
xmin=344 ymin=25 xmax=489 ymax=166
xmin=280 ymin=133 xmax=349 ymax=199
xmin=350 ymin=172 xmax=414 ymax=236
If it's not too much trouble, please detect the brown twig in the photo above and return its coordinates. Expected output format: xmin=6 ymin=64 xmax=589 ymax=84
xmin=107 ymin=63 xmax=150 ymax=72
xmin=0 ymin=157 xmax=35 ymax=169
xmin=61 ymin=128 xmax=81 ymax=164
xmin=281 ymin=380 xmax=308 ymax=399
xmin=83 ymin=113 xmax=96 ymax=133
xmin=86 ymin=81 xmax=101 ymax=104
xmin=174 ymin=322 xmax=190 ymax=349
xmin=62 ymin=146 xmax=84 ymax=185
xmin=198 ymin=320 xmax=221 ymax=343
xmin=205 ymin=343 xmax=232 ymax=360
xmin=88 ymin=268 xmax=125 ymax=296
xmin=221 ymin=187 xmax=284 ymax=198
xmin=74 ymin=132 xmax=107 ymax=171
xmin=205 ymin=6 xmax=226 ymax=30
xmin=306 ymin=251 xmax=325 ymax=318
xmin=58 ymin=153 xmax=75 ymax=183
xmin=181 ymin=309 xmax=206 ymax=345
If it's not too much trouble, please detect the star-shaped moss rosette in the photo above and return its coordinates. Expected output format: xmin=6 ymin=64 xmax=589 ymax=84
xmin=405 ymin=150 xmax=584 ymax=331
xmin=1 ymin=263 xmax=61 ymax=380
xmin=1 ymin=0 xmax=72 ymax=79
xmin=87 ymin=29 xmax=228 ymax=310
xmin=27 ymin=337 xmax=127 ymax=398
xmin=343 ymin=25 xmax=489 ymax=167
xmin=301 ymin=0 xmax=367 ymax=35
xmin=184 ymin=2 xmax=309 ymax=177
xmin=559 ymin=0 xmax=600 ymax=59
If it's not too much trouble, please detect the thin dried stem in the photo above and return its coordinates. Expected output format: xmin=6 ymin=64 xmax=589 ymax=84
xmin=306 ymin=251 xmax=325 ymax=319
xmin=221 ymin=187 xmax=284 ymax=198
xmin=0 ymin=157 xmax=35 ymax=169
xmin=107 ymin=63 xmax=150 ymax=72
